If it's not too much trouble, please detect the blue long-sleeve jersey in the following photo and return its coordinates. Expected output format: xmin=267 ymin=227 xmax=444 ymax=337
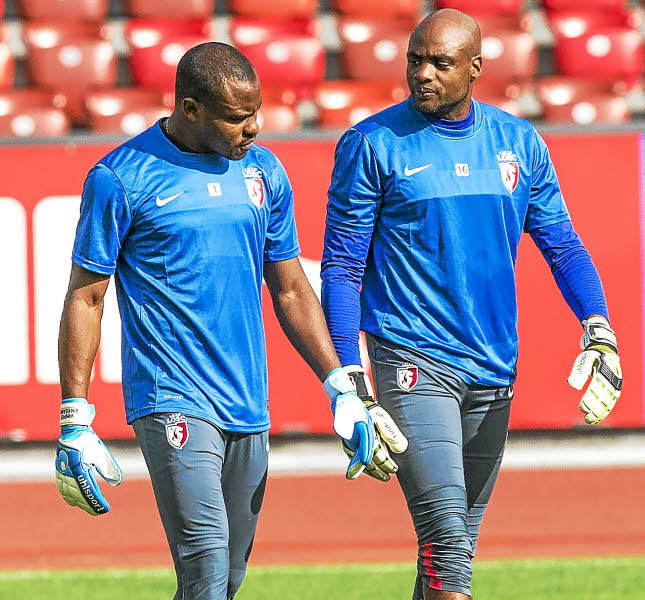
xmin=321 ymin=98 xmax=608 ymax=386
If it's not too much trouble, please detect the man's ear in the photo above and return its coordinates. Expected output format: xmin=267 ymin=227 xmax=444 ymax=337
xmin=182 ymin=97 xmax=201 ymax=123
xmin=470 ymin=55 xmax=482 ymax=82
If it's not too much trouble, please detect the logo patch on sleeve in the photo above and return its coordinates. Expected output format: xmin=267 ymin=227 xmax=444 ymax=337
xmin=397 ymin=364 xmax=419 ymax=391
xmin=165 ymin=413 xmax=189 ymax=449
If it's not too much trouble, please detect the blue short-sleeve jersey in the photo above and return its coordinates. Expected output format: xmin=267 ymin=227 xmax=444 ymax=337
xmin=324 ymin=98 xmax=569 ymax=386
xmin=72 ymin=122 xmax=300 ymax=431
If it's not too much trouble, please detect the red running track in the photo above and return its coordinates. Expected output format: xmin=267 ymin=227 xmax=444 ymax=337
xmin=2 ymin=467 xmax=644 ymax=570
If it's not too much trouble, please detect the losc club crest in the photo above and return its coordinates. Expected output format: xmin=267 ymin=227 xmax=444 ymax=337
xmin=165 ymin=413 xmax=189 ymax=449
xmin=497 ymin=150 xmax=519 ymax=193
xmin=244 ymin=178 xmax=264 ymax=208
xmin=397 ymin=364 xmax=419 ymax=391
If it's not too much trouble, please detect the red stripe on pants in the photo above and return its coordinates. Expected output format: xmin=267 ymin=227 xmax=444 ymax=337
xmin=422 ymin=542 xmax=442 ymax=590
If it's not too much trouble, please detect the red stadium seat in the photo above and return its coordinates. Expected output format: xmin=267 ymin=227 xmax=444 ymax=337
xmin=0 ymin=43 xmax=13 ymax=89
xmin=22 ymin=21 xmax=111 ymax=50
xmin=257 ymin=103 xmax=298 ymax=131
xmin=544 ymin=0 xmax=626 ymax=10
xmin=0 ymin=89 xmax=67 ymax=116
xmin=475 ymin=13 xmax=532 ymax=35
xmin=27 ymin=40 xmax=117 ymax=123
xmin=535 ymin=76 xmax=624 ymax=109
xmin=125 ymin=18 xmax=214 ymax=49
xmin=85 ymin=88 xmax=168 ymax=116
xmin=339 ymin=19 xmax=415 ymax=82
xmin=130 ymin=35 xmax=212 ymax=91
xmin=436 ymin=0 xmax=523 ymax=14
xmin=542 ymin=95 xmax=630 ymax=124
xmin=479 ymin=30 xmax=537 ymax=83
xmin=261 ymin=86 xmax=299 ymax=107
xmin=124 ymin=0 xmax=215 ymax=18
xmin=232 ymin=19 xmax=324 ymax=90
xmin=229 ymin=17 xmax=315 ymax=47
xmin=0 ymin=108 xmax=70 ymax=138
xmin=332 ymin=0 xmax=421 ymax=18
xmin=474 ymin=78 xmax=523 ymax=101
xmin=315 ymin=80 xmax=407 ymax=128
xmin=228 ymin=0 xmax=318 ymax=18
xmin=89 ymin=106 xmax=169 ymax=135
xmin=548 ymin=9 xmax=638 ymax=39
xmin=15 ymin=0 xmax=108 ymax=20
xmin=555 ymin=28 xmax=644 ymax=86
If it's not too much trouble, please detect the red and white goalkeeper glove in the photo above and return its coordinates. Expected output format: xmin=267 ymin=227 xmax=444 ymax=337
xmin=568 ymin=316 xmax=622 ymax=425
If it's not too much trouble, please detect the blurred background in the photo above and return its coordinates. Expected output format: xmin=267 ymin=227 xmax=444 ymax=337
xmin=1 ymin=1 xmax=645 ymax=597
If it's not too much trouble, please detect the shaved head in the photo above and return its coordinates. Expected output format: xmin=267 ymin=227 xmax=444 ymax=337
xmin=412 ymin=9 xmax=481 ymax=59
xmin=406 ymin=9 xmax=482 ymax=119
xmin=175 ymin=42 xmax=258 ymax=109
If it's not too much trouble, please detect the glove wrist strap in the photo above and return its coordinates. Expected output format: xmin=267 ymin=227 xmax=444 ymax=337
xmin=323 ymin=368 xmax=355 ymax=402
xmin=582 ymin=317 xmax=618 ymax=354
xmin=60 ymin=398 xmax=95 ymax=427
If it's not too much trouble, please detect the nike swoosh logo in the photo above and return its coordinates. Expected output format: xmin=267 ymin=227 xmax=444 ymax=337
xmin=156 ymin=191 xmax=184 ymax=207
xmin=404 ymin=164 xmax=432 ymax=176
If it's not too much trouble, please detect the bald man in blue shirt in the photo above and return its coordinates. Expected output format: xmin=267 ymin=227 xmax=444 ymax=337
xmin=322 ymin=10 xmax=623 ymax=600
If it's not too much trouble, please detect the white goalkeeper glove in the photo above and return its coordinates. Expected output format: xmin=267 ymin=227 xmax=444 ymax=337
xmin=343 ymin=366 xmax=408 ymax=481
xmin=55 ymin=398 xmax=123 ymax=516
xmin=324 ymin=368 xmax=375 ymax=480
xmin=568 ymin=316 xmax=622 ymax=425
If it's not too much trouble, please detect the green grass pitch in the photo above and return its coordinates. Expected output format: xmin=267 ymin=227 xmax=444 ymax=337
xmin=1 ymin=557 xmax=643 ymax=600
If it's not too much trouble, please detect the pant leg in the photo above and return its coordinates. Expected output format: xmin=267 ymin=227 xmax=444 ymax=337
xmin=221 ymin=431 xmax=269 ymax=599
xmin=133 ymin=413 xmax=230 ymax=600
xmin=367 ymin=335 xmax=473 ymax=599
xmin=461 ymin=386 xmax=512 ymax=555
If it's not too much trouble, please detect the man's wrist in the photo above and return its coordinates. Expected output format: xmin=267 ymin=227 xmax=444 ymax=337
xmin=323 ymin=368 xmax=355 ymax=402
xmin=60 ymin=398 xmax=95 ymax=428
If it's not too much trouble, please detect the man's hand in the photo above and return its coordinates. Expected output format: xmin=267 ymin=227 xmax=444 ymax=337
xmin=345 ymin=366 xmax=408 ymax=481
xmin=568 ymin=316 xmax=622 ymax=425
xmin=55 ymin=398 xmax=123 ymax=516
xmin=324 ymin=368 xmax=375 ymax=479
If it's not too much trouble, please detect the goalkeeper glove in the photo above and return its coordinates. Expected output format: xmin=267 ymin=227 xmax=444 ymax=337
xmin=568 ymin=316 xmax=622 ymax=425
xmin=324 ymin=368 xmax=375 ymax=480
xmin=344 ymin=366 xmax=408 ymax=481
xmin=55 ymin=398 xmax=123 ymax=516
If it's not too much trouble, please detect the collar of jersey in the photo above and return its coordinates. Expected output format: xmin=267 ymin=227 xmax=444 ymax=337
xmin=153 ymin=120 xmax=231 ymax=168
xmin=406 ymin=97 xmax=483 ymax=139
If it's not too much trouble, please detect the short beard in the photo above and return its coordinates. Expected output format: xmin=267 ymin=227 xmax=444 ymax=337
xmin=426 ymin=77 xmax=472 ymax=120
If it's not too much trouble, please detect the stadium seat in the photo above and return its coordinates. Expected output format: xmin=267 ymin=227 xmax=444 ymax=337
xmin=130 ymin=35 xmax=212 ymax=91
xmin=15 ymin=0 xmax=108 ymax=20
xmin=314 ymin=80 xmax=407 ymax=128
xmin=0 ymin=108 xmax=70 ymax=138
xmin=475 ymin=13 xmax=531 ymax=35
xmin=535 ymin=76 xmax=623 ymax=108
xmin=474 ymin=78 xmax=522 ymax=101
xmin=261 ymin=86 xmax=299 ymax=107
xmin=232 ymin=19 xmax=324 ymax=90
xmin=436 ymin=0 xmax=523 ymax=14
xmin=0 ymin=89 xmax=67 ymax=116
xmin=257 ymin=103 xmax=299 ymax=131
xmin=548 ymin=9 xmax=638 ymax=39
xmin=479 ymin=30 xmax=536 ymax=83
xmin=228 ymin=0 xmax=318 ymax=18
xmin=543 ymin=0 xmax=627 ymax=10
xmin=89 ymin=106 xmax=169 ymax=135
xmin=338 ymin=19 xmax=415 ymax=82
xmin=22 ymin=21 xmax=111 ymax=50
xmin=85 ymin=88 xmax=168 ymax=116
xmin=124 ymin=0 xmax=215 ymax=18
xmin=332 ymin=0 xmax=421 ymax=18
xmin=554 ymin=28 xmax=644 ymax=86
xmin=125 ymin=18 xmax=214 ymax=49
xmin=0 ymin=44 xmax=13 ymax=89
xmin=229 ymin=17 xmax=315 ymax=47
xmin=542 ymin=95 xmax=630 ymax=124
xmin=27 ymin=40 xmax=117 ymax=123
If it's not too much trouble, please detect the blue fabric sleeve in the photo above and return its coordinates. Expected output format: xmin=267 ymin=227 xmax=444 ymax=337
xmin=530 ymin=220 xmax=609 ymax=322
xmin=524 ymin=131 xmax=570 ymax=233
xmin=321 ymin=128 xmax=383 ymax=366
xmin=72 ymin=163 xmax=132 ymax=275
xmin=264 ymin=156 xmax=300 ymax=262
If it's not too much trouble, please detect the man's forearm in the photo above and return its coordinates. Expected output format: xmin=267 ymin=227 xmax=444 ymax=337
xmin=58 ymin=293 xmax=104 ymax=399
xmin=271 ymin=285 xmax=340 ymax=382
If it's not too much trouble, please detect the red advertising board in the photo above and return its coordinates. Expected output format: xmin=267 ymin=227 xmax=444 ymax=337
xmin=0 ymin=132 xmax=642 ymax=440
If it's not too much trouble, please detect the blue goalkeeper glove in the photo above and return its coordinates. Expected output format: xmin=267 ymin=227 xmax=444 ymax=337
xmin=55 ymin=398 xmax=123 ymax=516
xmin=324 ymin=368 xmax=375 ymax=479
